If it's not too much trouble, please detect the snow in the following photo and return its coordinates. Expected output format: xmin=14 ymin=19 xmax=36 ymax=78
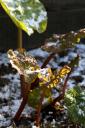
xmin=78 ymin=108 xmax=85 ymax=117
xmin=0 ymin=53 xmax=9 ymax=66
xmin=29 ymin=48 xmax=49 ymax=58
xmin=0 ymin=114 xmax=5 ymax=121
xmin=32 ymin=126 xmax=40 ymax=128
xmin=51 ymin=119 xmax=56 ymax=127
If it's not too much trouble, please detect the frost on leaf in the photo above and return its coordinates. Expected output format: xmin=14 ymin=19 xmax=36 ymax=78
xmin=7 ymin=49 xmax=40 ymax=84
xmin=7 ymin=49 xmax=71 ymax=86
xmin=0 ymin=0 xmax=47 ymax=35
xmin=7 ymin=49 xmax=71 ymax=108
xmin=41 ymin=29 xmax=85 ymax=53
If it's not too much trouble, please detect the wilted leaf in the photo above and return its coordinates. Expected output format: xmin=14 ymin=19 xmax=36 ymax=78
xmin=7 ymin=50 xmax=71 ymax=88
xmin=0 ymin=0 xmax=47 ymax=35
xmin=41 ymin=29 xmax=85 ymax=53
xmin=7 ymin=49 xmax=39 ymax=83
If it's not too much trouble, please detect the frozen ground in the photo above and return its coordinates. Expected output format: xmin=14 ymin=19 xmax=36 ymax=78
xmin=0 ymin=42 xmax=85 ymax=127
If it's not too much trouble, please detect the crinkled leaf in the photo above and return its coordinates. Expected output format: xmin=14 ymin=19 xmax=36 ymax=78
xmin=7 ymin=50 xmax=71 ymax=88
xmin=7 ymin=49 xmax=71 ymax=109
xmin=41 ymin=29 xmax=85 ymax=53
xmin=64 ymin=85 xmax=85 ymax=126
xmin=0 ymin=0 xmax=47 ymax=35
xmin=7 ymin=49 xmax=39 ymax=84
xmin=38 ymin=65 xmax=71 ymax=88
xmin=50 ymin=65 xmax=71 ymax=88
xmin=55 ymin=65 xmax=71 ymax=78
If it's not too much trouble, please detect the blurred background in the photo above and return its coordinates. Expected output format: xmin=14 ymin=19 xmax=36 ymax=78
xmin=0 ymin=0 xmax=85 ymax=51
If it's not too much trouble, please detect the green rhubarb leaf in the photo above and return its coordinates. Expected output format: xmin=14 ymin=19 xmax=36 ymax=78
xmin=28 ymin=87 xmax=52 ymax=108
xmin=28 ymin=88 xmax=41 ymax=108
xmin=0 ymin=0 xmax=47 ymax=35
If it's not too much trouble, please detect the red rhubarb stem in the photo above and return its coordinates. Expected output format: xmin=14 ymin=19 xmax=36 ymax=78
xmin=13 ymin=95 xmax=28 ymax=122
xmin=41 ymin=52 xmax=56 ymax=68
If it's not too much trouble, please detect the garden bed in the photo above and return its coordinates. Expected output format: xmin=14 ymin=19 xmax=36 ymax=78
xmin=0 ymin=41 xmax=85 ymax=128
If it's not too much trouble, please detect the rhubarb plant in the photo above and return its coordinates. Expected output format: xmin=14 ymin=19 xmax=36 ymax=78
xmin=7 ymin=28 xmax=85 ymax=126
xmin=7 ymin=49 xmax=71 ymax=107
xmin=1 ymin=0 xmax=85 ymax=127
xmin=7 ymin=29 xmax=85 ymax=126
xmin=7 ymin=49 xmax=71 ymax=126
